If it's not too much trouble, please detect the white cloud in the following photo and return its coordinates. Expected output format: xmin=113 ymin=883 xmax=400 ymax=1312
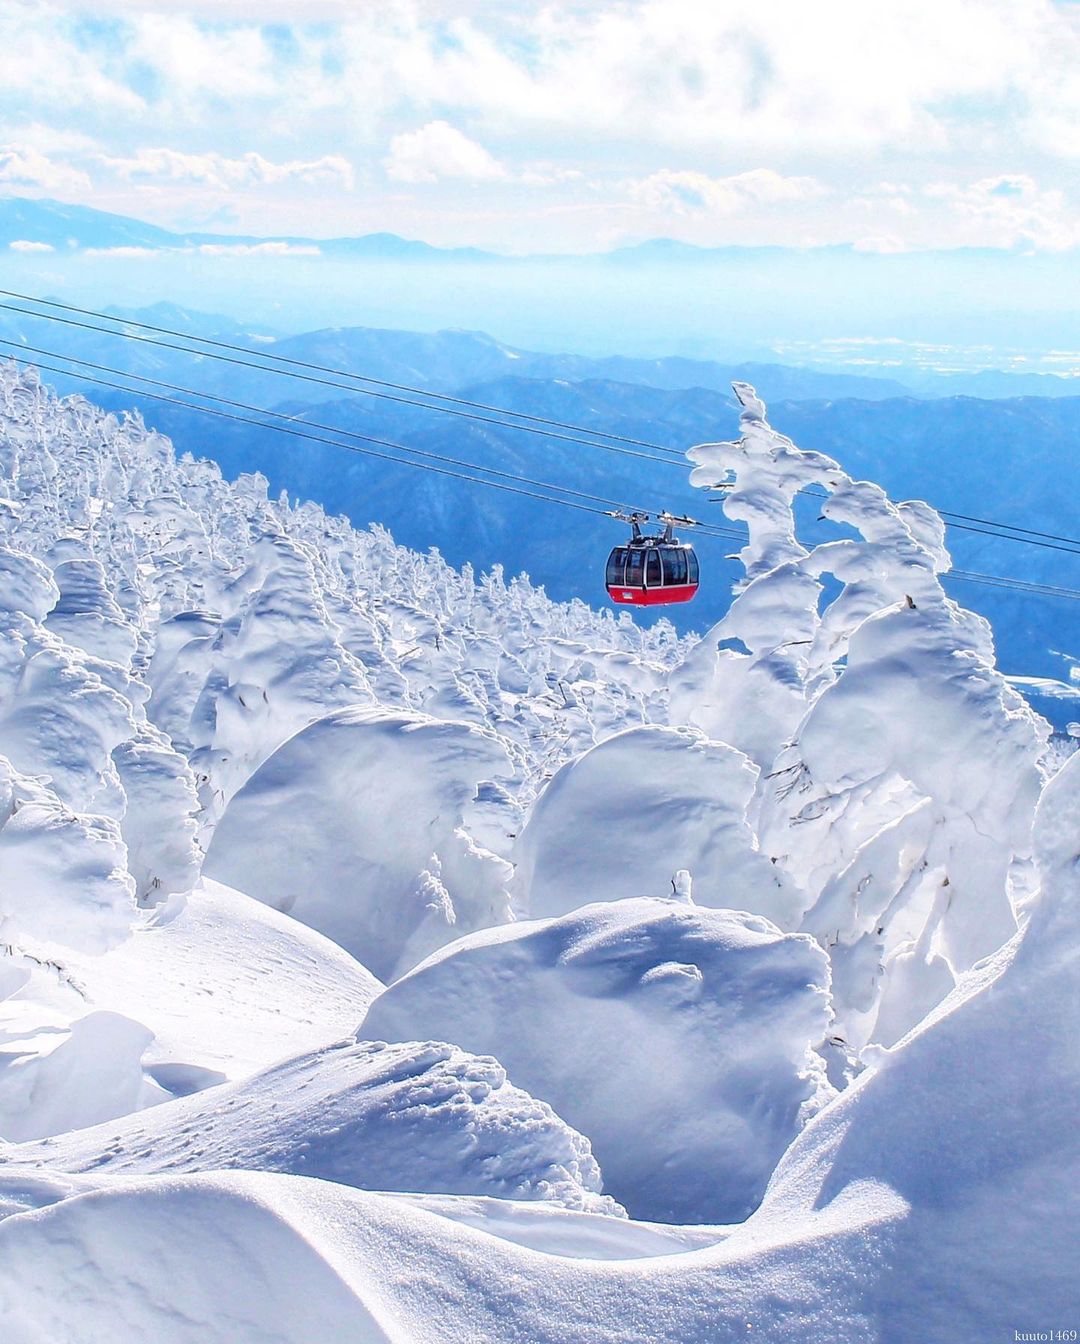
xmin=101 ymin=148 xmax=354 ymax=190
xmin=8 ymin=240 xmax=55 ymax=253
xmin=82 ymin=241 xmax=322 ymax=257
xmin=384 ymin=121 xmax=506 ymax=184
xmin=83 ymin=245 xmax=158 ymax=257
xmin=925 ymin=174 xmax=1080 ymax=250
xmin=631 ymin=168 xmax=825 ymax=216
xmin=0 ymin=145 xmax=91 ymax=195
xmin=2 ymin=1 xmax=1079 ymax=164
xmin=0 ymin=13 xmax=145 ymax=119
xmin=851 ymin=235 xmax=910 ymax=254
xmin=196 ymin=241 xmax=321 ymax=256
xmin=0 ymin=1 xmax=1077 ymax=251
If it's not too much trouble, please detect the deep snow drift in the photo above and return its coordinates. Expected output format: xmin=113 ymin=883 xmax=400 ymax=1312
xmin=511 ymin=723 xmax=800 ymax=925
xmin=205 ymin=705 xmax=515 ymax=979
xmin=0 ymin=360 xmax=1074 ymax=1343
xmin=7 ymin=1037 xmax=617 ymax=1213
xmin=362 ymin=897 xmax=832 ymax=1223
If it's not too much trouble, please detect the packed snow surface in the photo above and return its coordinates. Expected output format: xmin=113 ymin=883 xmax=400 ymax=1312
xmin=1 ymin=879 xmax=382 ymax=1139
xmin=362 ymin=897 xmax=833 ymax=1223
xmin=3 ymin=747 xmax=1074 ymax=1341
xmin=0 ymin=1167 xmax=908 ymax=1344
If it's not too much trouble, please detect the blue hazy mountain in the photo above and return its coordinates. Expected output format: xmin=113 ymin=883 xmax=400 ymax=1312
xmin=3 ymin=197 xmax=1078 ymax=371
xmin=0 ymin=197 xmax=493 ymax=261
xmin=0 ymin=302 xmax=912 ymax=402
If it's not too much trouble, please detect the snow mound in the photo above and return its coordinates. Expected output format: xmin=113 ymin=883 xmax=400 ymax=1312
xmin=7 ymin=1037 xmax=618 ymax=1214
xmin=44 ymin=552 xmax=138 ymax=670
xmin=0 ymin=756 xmax=135 ymax=956
xmin=512 ymin=724 xmax=801 ymax=925
xmin=740 ymin=747 xmax=1080 ymax=1335
xmin=382 ymin=1191 xmax=723 ymax=1258
xmin=180 ymin=531 xmax=376 ymax=824
xmin=0 ymin=1010 xmax=158 ymax=1143
xmin=61 ymin=879 xmax=384 ymax=1085
xmin=205 ymin=706 xmax=514 ymax=979
xmin=0 ymin=1167 xmax=902 ymax=1344
xmin=0 ymin=1172 xmax=409 ymax=1344
xmin=362 ymin=897 xmax=832 ymax=1223
xmin=1 ymin=879 xmax=383 ymax=1142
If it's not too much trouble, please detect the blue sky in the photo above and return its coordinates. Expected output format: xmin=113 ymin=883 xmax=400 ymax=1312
xmin=0 ymin=0 xmax=1078 ymax=254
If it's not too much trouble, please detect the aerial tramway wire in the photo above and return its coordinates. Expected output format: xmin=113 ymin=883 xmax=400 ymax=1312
xmin=0 ymin=299 xmax=684 ymax=471
xmin=795 ymin=486 xmax=1080 ymax=558
xmin=0 ymin=336 xmax=750 ymax=534
xmin=4 ymin=289 xmax=1080 ymax=558
xmin=943 ymin=570 xmax=1080 ymax=601
xmin=8 ymin=349 xmax=744 ymax=544
xmin=8 ymin=347 xmax=1080 ymax=606
xmin=0 ymin=287 xmax=682 ymax=454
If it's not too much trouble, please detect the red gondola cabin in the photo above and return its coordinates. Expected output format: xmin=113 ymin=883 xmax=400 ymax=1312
xmin=605 ymin=516 xmax=700 ymax=607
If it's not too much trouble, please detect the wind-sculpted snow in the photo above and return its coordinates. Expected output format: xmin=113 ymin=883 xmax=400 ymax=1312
xmin=733 ymin=747 xmax=1080 ymax=1335
xmin=0 ymin=1009 xmax=159 ymax=1143
xmin=512 ymin=724 xmax=801 ymax=926
xmin=3 ymin=761 xmax=1074 ymax=1339
xmin=205 ymin=706 xmax=515 ymax=979
xmin=0 ymin=360 xmax=689 ymax=1142
xmin=5 ymin=1037 xmax=618 ymax=1214
xmin=0 ymin=362 xmax=683 ymax=835
xmin=63 ymin=879 xmax=384 ymax=1082
xmin=0 ymin=547 xmax=133 ymax=818
xmin=43 ymin=547 xmax=139 ymax=672
xmin=0 ymin=877 xmax=381 ymax=1143
xmin=0 ymin=1166 xmax=905 ymax=1344
xmin=0 ymin=756 xmax=134 ymax=955
xmin=184 ymin=533 xmax=376 ymax=829
xmin=674 ymin=382 xmax=1051 ymax=1059
xmin=362 ymin=897 xmax=833 ymax=1223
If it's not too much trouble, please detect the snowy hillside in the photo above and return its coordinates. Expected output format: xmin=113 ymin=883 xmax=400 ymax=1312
xmin=0 ymin=360 xmax=1075 ymax=1342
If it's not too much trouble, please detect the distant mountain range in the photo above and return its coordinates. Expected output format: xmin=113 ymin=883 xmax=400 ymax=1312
xmin=9 ymin=298 xmax=1072 ymax=715
xmin=4 ymin=295 xmax=1077 ymax=409
xmin=0 ymin=298 xmax=913 ymax=403
xmin=2 ymin=199 xmax=1077 ymax=398
xmin=0 ymin=197 xmax=491 ymax=261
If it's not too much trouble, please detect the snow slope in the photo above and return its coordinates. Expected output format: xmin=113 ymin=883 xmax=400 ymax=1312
xmin=0 ymin=879 xmax=382 ymax=1138
xmin=362 ymin=897 xmax=832 ymax=1223
xmin=0 ymin=1166 xmax=907 ymax=1344
xmin=6 ymin=1037 xmax=617 ymax=1214
xmin=63 ymin=879 xmax=384 ymax=1080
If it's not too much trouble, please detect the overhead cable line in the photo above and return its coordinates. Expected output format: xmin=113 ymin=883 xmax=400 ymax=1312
xmin=6 ymin=350 xmax=745 ymax=543
xmin=797 ymin=485 xmax=1080 ymax=558
xmin=0 ymin=299 xmax=685 ymax=471
xmin=0 ymin=287 xmax=684 ymax=455
xmin=0 ymin=336 xmax=743 ymax=532
xmin=9 ymin=351 xmax=1079 ymax=607
xmin=3 ymin=288 xmax=1079 ymax=557
xmin=943 ymin=570 xmax=1080 ymax=602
